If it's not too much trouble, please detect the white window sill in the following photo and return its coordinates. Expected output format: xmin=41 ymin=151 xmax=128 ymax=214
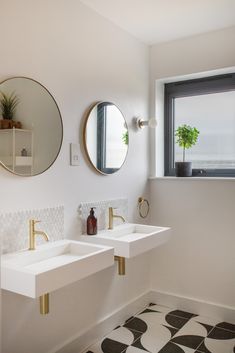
xmin=149 ymin=176 xmax=235 ymax=181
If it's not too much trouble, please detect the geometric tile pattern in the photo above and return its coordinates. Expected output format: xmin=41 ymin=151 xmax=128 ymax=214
xmin=86 ymin=303 xmax=235 ymax=353
xmin=0 ymin=205 xmax=64 ymax=254
xmin=78 ymin=198 xmax=128 ymax=233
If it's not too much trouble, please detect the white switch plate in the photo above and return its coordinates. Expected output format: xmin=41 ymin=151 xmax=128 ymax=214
xmin=70 ymin=143 xmax=79 ymax=166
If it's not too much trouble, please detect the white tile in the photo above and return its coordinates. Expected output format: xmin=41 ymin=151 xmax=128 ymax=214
xmin=139 ymin=325 xmax=172 ymax=352
xmin=86 ymin=339 xmax=104 ymax=353
xmin=0 ymin=206 xmax=64 ymax=253
xmin=173 ymin=343 xmax=195 ymax=352
xmin=203 ymin=336 xmax=235 ymax=353
xmin=147 ymin=304 xmax=174 ymax=314
xmin=174 ymin=320 xmax=209 ymax=338
xmin=126 ymin=347 xmax=148 ymax=353
xmin=192 ymin=315 xmax=220 ymax=327
xmin=106 ymin=326 xmax=136 ymax=345
xmin=136 ymin=310 xmax=188 ymax=332
xmin=79 ymin=198 xmax=128 ymax=233
xmin=87 ymin=326 xmax=134 ymax=353
xmin=137 ymin=310 xmax=171 ymax=327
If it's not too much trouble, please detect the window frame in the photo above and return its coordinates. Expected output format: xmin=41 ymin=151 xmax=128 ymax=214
xmin=164 ymin=73 xmax=235 ymax=177
xmin=96 ymin=102 xmax=118 ymax=174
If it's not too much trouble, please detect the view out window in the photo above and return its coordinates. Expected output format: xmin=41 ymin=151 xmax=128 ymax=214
xmin=164 ymin=73 xmax=235 ymax=177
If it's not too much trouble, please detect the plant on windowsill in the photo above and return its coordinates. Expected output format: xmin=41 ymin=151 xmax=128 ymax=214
xmin=175 ymin=124 xmax=199 ymax=177
xmin=0 ymin=91 xmax=21 ymax=129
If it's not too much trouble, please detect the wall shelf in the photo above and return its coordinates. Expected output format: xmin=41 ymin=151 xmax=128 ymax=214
xmin=0 ymin=127 xmax=34 ymax=174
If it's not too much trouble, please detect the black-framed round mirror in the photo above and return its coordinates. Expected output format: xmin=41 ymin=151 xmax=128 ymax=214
xmin=84 ymin=102 xmax=129 ymax=175
xmin=0 ymin=77 xmax=63 ymax=176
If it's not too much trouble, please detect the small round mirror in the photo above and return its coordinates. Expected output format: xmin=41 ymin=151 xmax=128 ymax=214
xmin=0 ymin=77 xmax=63 ymax=176
xmin=84 ymin=102 xmax=128 ymax=175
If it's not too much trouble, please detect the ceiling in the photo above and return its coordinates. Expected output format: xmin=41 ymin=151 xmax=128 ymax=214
xmin=80 ymin=0 xmax=235 ymax=45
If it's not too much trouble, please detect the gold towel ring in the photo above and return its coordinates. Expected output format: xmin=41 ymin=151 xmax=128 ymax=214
xmin=138 ymin=197 xmax=150 ymax=218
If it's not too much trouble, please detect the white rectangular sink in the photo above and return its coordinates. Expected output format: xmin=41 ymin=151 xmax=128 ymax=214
xmin=80 ymin=223 xmax=171 ymax=258
xmin=1 ymin=240 xmax=114 ymax=298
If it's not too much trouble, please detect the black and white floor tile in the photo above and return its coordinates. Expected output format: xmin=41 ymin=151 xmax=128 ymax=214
xmin=86 ymin=303 xmax=235 ymax=353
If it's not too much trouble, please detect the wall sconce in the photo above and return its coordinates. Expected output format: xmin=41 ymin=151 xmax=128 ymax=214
xmin=134 ymin=117 xmax=158 ymax=130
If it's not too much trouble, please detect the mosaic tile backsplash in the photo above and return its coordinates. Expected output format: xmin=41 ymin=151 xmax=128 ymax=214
xmin=78 ymin=198 xmax=128 ymax=234
xmin=0 ymin=206 xmax=64 ymax=254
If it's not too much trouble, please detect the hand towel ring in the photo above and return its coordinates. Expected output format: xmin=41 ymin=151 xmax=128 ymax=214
xmin=138 ymin=197 xmax=150 ymax=218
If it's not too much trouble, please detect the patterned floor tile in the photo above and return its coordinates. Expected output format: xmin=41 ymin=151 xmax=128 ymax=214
xmin=123 ymin=307 xmax=190 ymax=352
xmin=135 ymin=310 xmax=189 ymax=331
xmin=87 ymin=326 xmax=142 ymax=353
xmin=107 ymin=327 xmax=142 ymax=345
xmin=123 ymin=316 xmax=148 ymax=333
xmin=216 ymin=322 xmax=235 ymax=333
xmin=208 ymin=327 xmax=235 ymax=340
xmin=86 ymin=305 xmax=235 ymax=353
xmin=125 ymin=346 xmax=149 ymax=353
xmin=146 ymin=304 xmax=197 ymax=321
xmin=165 ymin=314 xmax=190 ymax=330
xmin=197 ymin=327 xmax=235 ymax=353
xmin=138 ymin=316 xmax=187 ymax=352
xmin=171 ymin=319 xmax=212 ymax=350
xmin=158 ymin=342 xmax=195 ymax=353
xmin=147 ymin=304 xmax=174 ymax=314
xmin=191 ymin=316 xmax=221 ymax=327
xmin=168 ymin=310 xmax=197 ymax=320
xmin=88 ymin=338 xmax=128 ymax=353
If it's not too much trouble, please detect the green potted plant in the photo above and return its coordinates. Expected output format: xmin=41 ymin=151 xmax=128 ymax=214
xmin=175 ymin=124 xmax=199 ymax=177
xmin=122 ymin=130 xmax=128 ymax=145
xmin=0 ymin=92 xmax=19 ymax=129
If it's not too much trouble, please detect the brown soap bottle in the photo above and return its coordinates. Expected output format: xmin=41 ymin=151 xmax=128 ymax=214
xmin=87 ymin=207 xmax=97 ymax=235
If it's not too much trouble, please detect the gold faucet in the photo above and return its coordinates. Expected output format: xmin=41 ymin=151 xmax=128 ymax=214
xmin=108 ymin=207 xmax=125 ymax=230
xmin=29 ymin=219 xmax=49 ymax=250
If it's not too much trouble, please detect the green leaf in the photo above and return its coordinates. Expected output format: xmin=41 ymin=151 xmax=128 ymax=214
xmin=122 ymin=131 xmax=128 ymax=145
xmin=175 ymin=124 xmax=200 ymax=161
xmin=0 ymin=91 xmax=19 ymax=120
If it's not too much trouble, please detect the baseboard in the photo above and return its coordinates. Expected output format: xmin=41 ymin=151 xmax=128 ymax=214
xmin=50 ymin=290 xmax=152 ymax=353
xmin=149 ymin=290 xmax=235 ymax=323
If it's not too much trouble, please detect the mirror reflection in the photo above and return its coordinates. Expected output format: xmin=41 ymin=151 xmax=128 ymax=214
xmin=0 ymin=77 xmax=63 ymax=176
xmin=84 ymin=102 xmax=129 ymax=174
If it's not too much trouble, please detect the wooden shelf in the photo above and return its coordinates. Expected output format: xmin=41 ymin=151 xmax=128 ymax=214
xmin=0 ymin=128 xmax=32 ymax=133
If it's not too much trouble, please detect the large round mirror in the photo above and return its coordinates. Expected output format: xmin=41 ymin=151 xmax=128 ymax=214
xmin=0 ymin=77 xmax=63 ymax=176
xmin=84 ymin=102 xmax=129 ymax=175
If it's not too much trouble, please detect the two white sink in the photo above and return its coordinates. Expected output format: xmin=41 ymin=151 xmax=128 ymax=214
xmin=1 ymin=240 xmax=114 ymax=298
xmin=1 ymin=223 xmax=170 ymax=298
xmin=80 ymin=223 xmax=171 ymax=258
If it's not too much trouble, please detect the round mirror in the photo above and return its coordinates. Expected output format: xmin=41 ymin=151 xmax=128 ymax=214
xmin=84 ymin=102 xmax=129 ymax=175
xmin=0 ymin=77 xmax=63 ymax=176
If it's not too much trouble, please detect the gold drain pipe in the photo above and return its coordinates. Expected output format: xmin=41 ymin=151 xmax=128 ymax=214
xmin=40 ymin=293 xmax=49 ymax=315
xmin=115 ymin=256 xmax=126 ymax=275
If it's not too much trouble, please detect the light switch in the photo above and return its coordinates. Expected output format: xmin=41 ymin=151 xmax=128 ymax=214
xmin=70 ymin=143 xmax=79 ymax=166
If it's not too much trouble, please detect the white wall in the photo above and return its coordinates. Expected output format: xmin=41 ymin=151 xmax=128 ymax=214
xmin=0 ymin=1 xmax=150 ymax=352
xmin=149 ymin=27 xmax=235 ymax=313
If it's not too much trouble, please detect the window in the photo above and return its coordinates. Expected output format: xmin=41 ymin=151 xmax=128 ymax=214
xmin=164 ymin=73 xmax=235 ymax=177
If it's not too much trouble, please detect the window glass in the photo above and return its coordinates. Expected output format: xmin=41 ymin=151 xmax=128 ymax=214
xmin=175 ymin=91 xmax=235 ymax=169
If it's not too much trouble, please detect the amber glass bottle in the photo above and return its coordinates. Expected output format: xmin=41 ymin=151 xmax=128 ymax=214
xmin=86 ymin=207 xmax=97 ymax=235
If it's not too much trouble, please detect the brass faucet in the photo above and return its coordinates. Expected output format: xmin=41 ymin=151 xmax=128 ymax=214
xmin=29 ymin=219 xmax=49 ymax=250
xmin=108 ymin=207 xmax=125 ymax=230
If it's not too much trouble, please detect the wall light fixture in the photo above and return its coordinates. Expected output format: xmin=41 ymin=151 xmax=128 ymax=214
xmin=134 ymin=117 xmax=157 ymax=130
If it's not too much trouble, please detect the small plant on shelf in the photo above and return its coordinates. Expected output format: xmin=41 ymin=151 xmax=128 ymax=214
xmin=0 ymin=92 xmax=20 ymax=129
xmin=0 ymin=92 xmax=19 ymax=119
xmin=175 ymin=124 xmax=199 ymax=177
